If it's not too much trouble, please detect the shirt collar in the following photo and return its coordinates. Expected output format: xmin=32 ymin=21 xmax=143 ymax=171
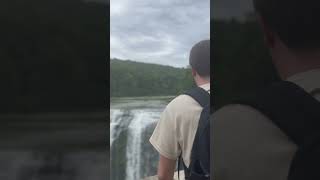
xmin=199 ymin=83 xmax=210 ymax=92
xmin=286 ymin=68 xmax=320 ymax=93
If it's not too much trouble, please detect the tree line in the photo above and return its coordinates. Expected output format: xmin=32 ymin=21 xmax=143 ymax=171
xmin=110 ymin=59 xmax=195 ymax=97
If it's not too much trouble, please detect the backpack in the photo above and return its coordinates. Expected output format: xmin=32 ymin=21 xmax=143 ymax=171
xmin=236 ymin=81 xmax=320 ymax=180
xmin=179 ymin=86 xmax=211 ymax=180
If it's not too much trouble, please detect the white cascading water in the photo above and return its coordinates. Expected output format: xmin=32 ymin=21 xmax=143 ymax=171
xmin=110 ymin=109 xmax=124 ymax=146
xmin=110 ymin=98 xmax=171 ymax=180
xmin=125 ymin=109 xmax=161 ymax=180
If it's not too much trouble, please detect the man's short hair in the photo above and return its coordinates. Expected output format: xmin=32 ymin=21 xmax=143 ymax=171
xmin=189 ymin=40 xmax=210 ymax=77
xmin=253 ymin=0 xmax=320 ymax=50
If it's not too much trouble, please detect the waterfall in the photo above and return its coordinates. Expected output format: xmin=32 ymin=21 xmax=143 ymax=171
xmin=126 ymin=111 xmax=144 ymax=180
xmin=110 ymin=97 xmax=172 ymax=180
xmin=125 ymin=110 xmax=160 ymax=180
xmin=110 ymin=108 xmax=164 ymax=180
xmin=110 ymin=109 xmax=125 ymax=146
xmin=110 ymin=109 xmax=120 ymax=146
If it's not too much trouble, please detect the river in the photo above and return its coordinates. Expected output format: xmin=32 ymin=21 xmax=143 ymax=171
xmin=110 ymin=96 xmax=173 ymax=180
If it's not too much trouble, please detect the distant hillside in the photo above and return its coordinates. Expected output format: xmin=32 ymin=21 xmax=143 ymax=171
xmin=110 ymin=59 xmax=194 ymax=97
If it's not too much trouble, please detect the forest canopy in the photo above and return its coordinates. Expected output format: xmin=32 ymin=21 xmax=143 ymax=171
xmin=110 ymin=59 xmax=194 ymax=97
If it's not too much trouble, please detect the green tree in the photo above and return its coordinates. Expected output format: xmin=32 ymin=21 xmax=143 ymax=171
xmin=110 ymin=59 xmax=194 ymax=97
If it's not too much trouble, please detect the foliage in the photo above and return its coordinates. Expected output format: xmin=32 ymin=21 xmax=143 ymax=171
xmin=110 ymin=59 xmax=195 ymax=97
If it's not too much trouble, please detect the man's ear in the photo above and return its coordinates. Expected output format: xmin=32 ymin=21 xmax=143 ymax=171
xmin=191 ymin=68 xmax=197 ymax=77
xmin=257 ymin=15 xmax=275 ymax=49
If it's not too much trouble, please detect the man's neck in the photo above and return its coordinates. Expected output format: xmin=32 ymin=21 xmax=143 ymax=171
xmin=274 ymin=52 xmax=320 ymax=79
xmin=197 ymin=80 xmax=210 ymax=87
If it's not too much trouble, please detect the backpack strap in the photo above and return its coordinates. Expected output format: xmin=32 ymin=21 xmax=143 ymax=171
xmin=184 ymin=87 xmax=210 ymax=146
xmin=178 ymin=155 xmax=181 ymax=179
xmin=236 ymin=81 xmax=320 ymax=180
xmin=184 ymin=87 xmax=210 ymax=108
xmin=183 ymin=87 xmax=211 ymax=178
xmin=177 ymin=154 xmax=191 ymax=180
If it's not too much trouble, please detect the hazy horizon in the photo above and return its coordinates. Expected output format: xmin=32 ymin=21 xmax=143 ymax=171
xmin=111 ymin=58 xmax=190 ymax=69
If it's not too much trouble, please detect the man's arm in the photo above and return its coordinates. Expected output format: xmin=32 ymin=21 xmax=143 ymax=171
xmin=157 ymin=154 xmax=176 ymax=180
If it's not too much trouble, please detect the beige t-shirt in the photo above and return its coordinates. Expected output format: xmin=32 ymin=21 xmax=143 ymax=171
xmin=213 ymin=69 xmax=320 ymax=180
xmin=150 ymin=83 xmax=210 ymax=166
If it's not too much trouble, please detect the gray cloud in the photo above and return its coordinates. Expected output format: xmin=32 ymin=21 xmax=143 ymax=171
xmin=110 ymin=0 xmax=210 ymax=67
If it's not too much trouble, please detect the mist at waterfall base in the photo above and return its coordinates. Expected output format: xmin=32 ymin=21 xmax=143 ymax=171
xmin=111 ymin=97 xmax=173 ymax=180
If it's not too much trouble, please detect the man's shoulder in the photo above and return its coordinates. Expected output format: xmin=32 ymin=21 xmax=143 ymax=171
xmin=168 ymin=85 xmax=210 ymax=109
xmin=213 ymin=103 xmax=292 ymax=142
xmin=164 ymin=94 xmax=202 ymax=115
xmin=214 ymin=104 xmax=263 ymax=117
xmin=214 ymin=104 xmax=272 ymax=127
xmin=213 ymin=104 xmax=297 ymax=180
xmin=168 ymin=94 xmax=200 ymax=108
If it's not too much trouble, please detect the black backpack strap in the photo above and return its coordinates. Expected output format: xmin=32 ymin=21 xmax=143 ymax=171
xmin=178 ymin=155 xmax=181 ymax=179
xmin=184 ymin=87 xmax=210 ymax=145
xmin=184 ymin=87 xmax=211 ymax=179
xmin=178 ymin=153 xmax=190 ymax=179
xmin=236 ymin=81 xmax=320 ymax=180
xmin=184 ymin=87 xmax=210 ymax=108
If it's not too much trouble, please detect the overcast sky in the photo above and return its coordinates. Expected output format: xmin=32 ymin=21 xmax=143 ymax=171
xmin=110 ymin=0 xmax=210 ymax=67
